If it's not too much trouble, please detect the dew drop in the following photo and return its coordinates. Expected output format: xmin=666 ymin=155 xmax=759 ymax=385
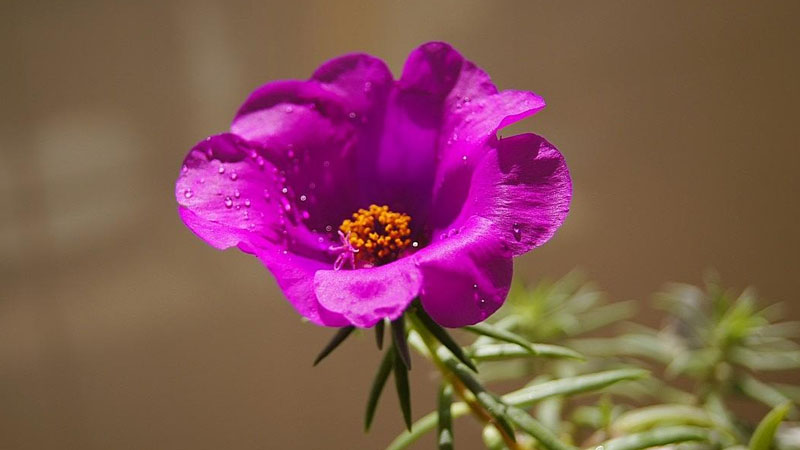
xmin=181 ymin=165 xmax=189 ymax=174
xmin=285 ymin=105 xmax=294 ymax=113
xmin=299 ymin=194 xmax=307 ymax=202
xmin=224 ymin=196 xmax=233 ymax=208
xmin=411 ymin=241 xmax=419 ymax=248
xmin=230 ymin=172 xmax=238 ymax=181
xmin=363 ymin=81 xmax=372 ymax=92
xmin=256 ymin=156 xmax=265 ymax=168
xmin=218 ymin=165 xmax=225 ymax=174
xmin=281 ymin=187 xmax=289 ymax=194
xmin=323 ymin=160 xmax=331 ymax=168
xmin=287 ymin=149 xmax=295 ymax=158
xmin=301 ymin=210 xmax=310 ymax=220
xmin=183 ymin=189 xmax=193 ymax=198
xmin=325 ymin=225 xmax=333 ymax=232
xmin=462 ymin=155 xmax=468 ymax=162
xmin=512 ymin=222 xmax=522 ymax=241
xmin=348 ymin=111 xmax=357 ymax=119
xmin=244 ymin=198 xmax=251 ymax=208
xmin=243 ymin=211 xmax=249 ymax=220
xmin=263 ymin=189 xmax=271 ymax=201
xmin=280 ymin=197 xmax=292 ymax=213
xmin=233 ymin=188 xmax=240 ymax=198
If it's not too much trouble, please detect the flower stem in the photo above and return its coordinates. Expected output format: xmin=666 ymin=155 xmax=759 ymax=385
xmin=406 ymin=313 xmax=523 ymax=450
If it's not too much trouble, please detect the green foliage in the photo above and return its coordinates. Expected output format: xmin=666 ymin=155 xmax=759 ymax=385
xmin=372 ymin=272 xmax=799 ymax=449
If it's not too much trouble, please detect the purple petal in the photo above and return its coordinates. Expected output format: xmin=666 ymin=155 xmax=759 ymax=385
xmin=230 ymin=58 xmax=398 ymax=232
xmin=415 ymin=216 xmax=512 ymax=328
xmin=448 ymin=133 xmax=572 ymax=256
xmin=430 ymin=89 xmax=547 ymax=231
xmin=253 ymin=247 xmax=349 ymax=327
xmin=176 ymin=133 xmax=285 ymax=250
xmin=313 ymin=258 xmax=422 ymax=328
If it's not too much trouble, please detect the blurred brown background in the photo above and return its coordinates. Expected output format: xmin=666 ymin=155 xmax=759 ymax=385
xmin=2 ymin=1 xmax=799 ymax=449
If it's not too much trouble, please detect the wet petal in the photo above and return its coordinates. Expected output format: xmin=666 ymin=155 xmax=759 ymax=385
xmin=313 ymin=258 xmax=422 ymax=328
xmin=176 ymin=133 xmax=285 ymax=250
xmin=447 ymin=133 xmax=572 ymax=256
xmin=430 ymin=90 xmax=546 ymax=231
xmin=414 ymin=216 xmax=513 ymax=328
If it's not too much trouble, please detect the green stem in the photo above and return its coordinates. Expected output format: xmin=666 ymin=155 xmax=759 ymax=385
xmin=406 ymin=313 xmax=523 ymax=450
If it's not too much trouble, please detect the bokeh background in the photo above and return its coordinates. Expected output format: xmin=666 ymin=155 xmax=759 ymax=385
xmin=2 ymin=1 xmax=799 ymax=449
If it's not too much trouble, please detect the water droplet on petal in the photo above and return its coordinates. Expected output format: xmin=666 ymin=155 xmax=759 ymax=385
xmin=462 ymin=155 xmax=468 ymax=162
xmin=348 ymin=111 xmax=357 ymax=119
xmin=224 ymin=196 xmax=233 ymax=208
xmin=183 ymin=189 xmax=193 ymax=198
xmin=244 ymin=198 xmax=251 ymax=207
xmin=411 ymin=241 xmax=419 ymax=248
xmin=181 ymin=165 xmax=189 ymax=174
xmin=285 ymin=105 xmax=294 ymax=113
xmin=299 ymin=194 xmax=307 ymax=202
xmin=325 ymin=225 xmax=333 ymax=232
xmin=281 ymin=187 xmax=288 ymax=194
xmin=512 ymin=222 xmax=522 ymax=241
xmin=233 ymin=189 xmax=240 ymax=198
xmin=301 ymin=210 xmax=310 ymax=220
xmin=230 ymin=172 xmax=238 ymax=181
xmin=280 ymin=197 xmax=292 ymax=213
xmin=218 ymin=165 xmax=225 ymax=174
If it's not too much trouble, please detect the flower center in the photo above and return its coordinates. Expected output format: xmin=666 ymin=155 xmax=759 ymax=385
xmin=338 ymin=204 xmax=413 ymax=267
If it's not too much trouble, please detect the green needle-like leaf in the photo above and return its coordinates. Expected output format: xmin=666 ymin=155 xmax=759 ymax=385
xmin=312 ymin=326 xmax=355 ymax=366
xmin=503 ymin=369 xmax=649 ymax=409
xmin=387 ymin=369 xmax=647 ymax=450
xmin=506 ymin=406 xmax=575 ymax=450
xmin=471 ymin=343 xmax=584 ymax=361
xmin=415 ymin=307 xmax=478 ymax=372
xmin=393 ymin=352 xmax=412 ymax=430
xmin=392 ymin=317 xmax=411 ymax=370
xmin=437 ymin=383 xmax=454 ymax=450
xmin=611 ymin=404 xmax=713 ymax=434
xmin=464 ymin=323 xmax=538 ymax=354
xmin=599 ymin=426 xmax=710 ymax=450
xmin=375 ymin=319 xmax=385 ymax=350
xmin=749 ymin=402 xmax=792 ymax=450
xmin=481 ymin=424 xmax=506 ymax=450
xmin=428 ymin=341 xmax=515 ymax=440
xmin=365 ymin=347 xmax=395 ymax=432
xmin=386 ymin=403 xmax=470 ymax=450
xmin=737 ymin=374 xmax=794 ymax=410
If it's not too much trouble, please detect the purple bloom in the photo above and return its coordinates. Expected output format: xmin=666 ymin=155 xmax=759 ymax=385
xmin=175 ymin=42 xmax=571 ymax=329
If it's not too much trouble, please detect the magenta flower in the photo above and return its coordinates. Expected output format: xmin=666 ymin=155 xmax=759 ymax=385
xmin=176 ymin=42 xmax=571 ymax=329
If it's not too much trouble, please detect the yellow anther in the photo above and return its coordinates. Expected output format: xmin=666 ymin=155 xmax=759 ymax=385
xmin=338 ymin=204 xmax=413 ymax=266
